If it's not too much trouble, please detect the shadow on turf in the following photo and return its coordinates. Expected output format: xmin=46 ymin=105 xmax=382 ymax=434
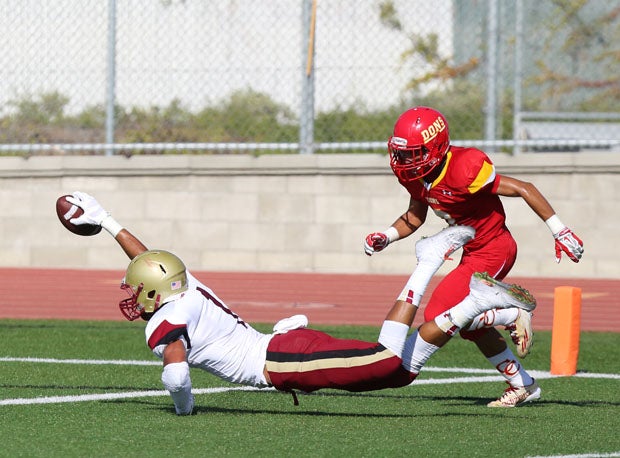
xmin=273 ymin=390 xmax=620 ymax=408
xmin=130 ymin=400 xmax=489 ymax=418
xmin=104 ymin=390 xmax=620 ymax=416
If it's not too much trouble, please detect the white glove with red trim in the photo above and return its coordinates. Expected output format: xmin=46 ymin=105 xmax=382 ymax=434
xmin=364 ymin=227 xmax=399 ymax=256
xmin=364 ymin=232 xmax=389 ymax=256
xmin=545 ymin=215 xmax=583 ymax=264
xmin=554 ymin=227 xmax=584 ymax=263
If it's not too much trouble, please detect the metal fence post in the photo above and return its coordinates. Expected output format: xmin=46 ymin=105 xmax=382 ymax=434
xmin=484 ymin=0 xmax=498 ymax=153
xmin=512 ymin=0 xmax=523 ymax=155
xmin=105 ymin=0 xmax=116 ymax=156
xmin=299 ymin=0 xmax=316 ymax=154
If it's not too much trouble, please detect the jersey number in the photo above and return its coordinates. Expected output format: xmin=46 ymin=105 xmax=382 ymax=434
xmin=432 ymin=208 xmax=456 ymax=225
xmin=197 ymin=286 xmax=247 ymax=328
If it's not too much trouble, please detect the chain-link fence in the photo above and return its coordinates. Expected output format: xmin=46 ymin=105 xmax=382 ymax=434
xmin=1 ymin=0 xmax=619 ymax=155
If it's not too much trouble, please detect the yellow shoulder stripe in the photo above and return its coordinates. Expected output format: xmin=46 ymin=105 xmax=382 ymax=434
xmin=468 ymin=160 xmax=495 ymax=193
xmin=429 ymin=151 xmax=452 ymax=187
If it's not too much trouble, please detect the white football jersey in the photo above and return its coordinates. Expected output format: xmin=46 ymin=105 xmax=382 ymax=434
xmin=144 ymin=271 xmax=272 ymax=387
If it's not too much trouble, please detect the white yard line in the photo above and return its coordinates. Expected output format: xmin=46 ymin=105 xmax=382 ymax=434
xmin=0 ymin=356 xmax=160 ymax=366
xmin=0 ymin=356 xmax=618 ymax=406
xmin=0 ymin=386 xmax=265 ymax=406
xmin=527 ymin=454 xmax=620 ymax=458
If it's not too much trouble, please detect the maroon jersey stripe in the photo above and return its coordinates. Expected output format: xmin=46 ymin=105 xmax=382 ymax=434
xmin=147 ymin=320 xmax=190 ymax=350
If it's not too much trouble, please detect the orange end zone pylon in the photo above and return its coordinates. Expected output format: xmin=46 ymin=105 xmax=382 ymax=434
xmin=550 ymin=286 xmax=582 ymax=375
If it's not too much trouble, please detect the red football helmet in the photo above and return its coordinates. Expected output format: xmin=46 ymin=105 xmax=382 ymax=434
xmin=388 ymin=106 xmax=450 ymax=182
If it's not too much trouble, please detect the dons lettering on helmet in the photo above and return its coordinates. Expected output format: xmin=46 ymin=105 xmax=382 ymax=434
xmin=421 ymin=116 xmax=446 ymax=144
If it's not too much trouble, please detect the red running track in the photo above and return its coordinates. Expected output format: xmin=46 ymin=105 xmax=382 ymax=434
xmin=0 ymin=268 xmax=618 ymax=332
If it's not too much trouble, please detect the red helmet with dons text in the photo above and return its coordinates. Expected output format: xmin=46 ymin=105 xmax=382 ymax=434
xmin=388 ymin=106 xmax=450 ymax=182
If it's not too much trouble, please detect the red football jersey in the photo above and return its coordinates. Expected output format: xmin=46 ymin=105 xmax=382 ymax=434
xmin=399 ymin=146 xmax=508 ymax=251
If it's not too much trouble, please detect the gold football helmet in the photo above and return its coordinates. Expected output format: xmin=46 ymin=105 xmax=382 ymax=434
xmin=119 ymin=250 xmax=188 ymax=321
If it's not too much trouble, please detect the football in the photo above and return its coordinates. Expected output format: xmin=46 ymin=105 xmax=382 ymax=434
xmin=55 ymin=195 xmax=102 ymax=236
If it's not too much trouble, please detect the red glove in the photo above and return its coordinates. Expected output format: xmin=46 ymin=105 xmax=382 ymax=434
xmin=364 ymin=232 xmax=390 ymax=256
xmin=554 ymin=227 xmax=584 ymax=263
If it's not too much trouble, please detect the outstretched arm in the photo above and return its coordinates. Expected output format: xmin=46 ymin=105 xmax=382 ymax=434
xmin=495 ymin=175 xmax=556 ymax=220
xmin=115 ymin=229 xmax=148 ymax=260
xmin=496 ymin=175 xmax=583 ymax=263
xmin=66 ymin=191 xmax=148 ymax=260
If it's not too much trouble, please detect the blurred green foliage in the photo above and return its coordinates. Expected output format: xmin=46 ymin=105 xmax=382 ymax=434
xmin=0 ymin=83 xmax=496 ymax=154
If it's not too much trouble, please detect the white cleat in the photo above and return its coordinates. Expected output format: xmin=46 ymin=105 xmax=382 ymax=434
xmin=415 ymin=225 xmax=476 ymax=269
xmin=469 ymin=272 xmax=537 ymax=312
xmin=506 ymin=309 xmax=534 ymax=358
xmin=487 ymin=380 xmax=541 ymax=407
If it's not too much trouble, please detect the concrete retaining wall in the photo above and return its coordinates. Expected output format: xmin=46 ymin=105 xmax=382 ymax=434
xmin=1 ymin=152 xmax=617 ymax=279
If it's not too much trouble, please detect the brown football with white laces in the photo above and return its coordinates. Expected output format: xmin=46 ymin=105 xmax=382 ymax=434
xmin=56 ymin=195 xmax=102 ymax=236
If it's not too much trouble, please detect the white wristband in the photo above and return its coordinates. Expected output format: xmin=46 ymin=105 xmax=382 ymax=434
xmin=544 ymin=215 xmax=565 ymax=235
xmin=101 ymin=215 xmax=124 ymax=237
xmin=384 ymin=226 xmax=400 ymax=243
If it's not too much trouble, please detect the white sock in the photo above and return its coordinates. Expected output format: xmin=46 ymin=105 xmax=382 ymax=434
xmin=488 ymin=348 xmax=534 ymax=387
xmin=448 ymin=295 xmax=492 ymax=328
xmin=434 ymin=312 xmax=460 ymax=336
xmin=397 ymin=260 xmax=441 ymax=306
xmin=378 ymin=320 xmax=410 ymax=358
xmin=401 ymin=331 xmax=439 ymax=374
xmin=464 ymin=308 xmax=520 ymax=331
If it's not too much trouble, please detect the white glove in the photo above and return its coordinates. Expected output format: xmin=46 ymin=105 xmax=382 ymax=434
xmin=273 ymin=314 xmax=308 ymax=334
xmin=66 ymin=191 xmax=123 ymax=237
xmin=554 ymin=227 xmax=584 ymax=263
xmin=545 ymin=215 xmax=584 ymax=264
xmin=66 ymin=191 xmax=109 ymax=226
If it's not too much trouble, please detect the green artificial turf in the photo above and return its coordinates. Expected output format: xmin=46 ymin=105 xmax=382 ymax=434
xmin=1 ymin=319 xmax=618 ymax=457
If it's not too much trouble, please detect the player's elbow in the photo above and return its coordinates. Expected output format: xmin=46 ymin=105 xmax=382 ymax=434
xmin=504 ymin=178 xmax=537 ymax=199
xmin=162 ymin=361 xmax=195 ymax=415
xmin=518 ymin=180 xmax=540 ymax=199
xmin=162 ymin=361 xmax=191 ymax=392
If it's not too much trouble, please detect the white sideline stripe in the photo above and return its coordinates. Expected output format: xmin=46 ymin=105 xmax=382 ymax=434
xmin=3 ymin=358 xmax=619 ymax=380
xmin=3 ymin=369 xmax=618 ymax=407
xmin=0 ymin=386 xmax=267 ymax=406
xmin=422 ymin=367 xmax=620 ymax=380
xmin=527 ymin=454 xmax=620 ymax=458
xmin=409 ymin=370 xmax=620 ymax=386
xmin=1 ymin=357 xmax=618 ymax=407
xmin=0 ymin=357 xmax=160 ymax=366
